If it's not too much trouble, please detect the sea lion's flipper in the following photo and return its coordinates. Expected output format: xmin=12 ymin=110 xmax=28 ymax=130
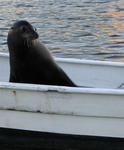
xmin=54 ymin=66 xmax=77 ymax=87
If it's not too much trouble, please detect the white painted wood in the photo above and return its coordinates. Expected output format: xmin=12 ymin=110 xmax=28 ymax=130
xmin=1 ymin=53 xmax=124 ymax=88
xmin=57 ymin=59 xmax=124 ymax=88
xmin=0 ymin=109 xmax=124 ymax=138
xmin=0 ymin=82 xmax=124 ymax=119
xmin=0 ymin=53 xmax=9 ymax=81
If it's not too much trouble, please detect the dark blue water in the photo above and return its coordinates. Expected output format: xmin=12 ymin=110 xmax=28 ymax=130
xmin=0 ymin=0 xmax=124 ymax=61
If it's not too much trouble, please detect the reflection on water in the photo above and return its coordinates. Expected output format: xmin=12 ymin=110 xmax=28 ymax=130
xmin=0 ymin=0 xmax=124 ymax=61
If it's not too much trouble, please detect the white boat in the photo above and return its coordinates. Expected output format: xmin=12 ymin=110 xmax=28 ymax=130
xmin=0 ymin=52 xmax=124 ymax=149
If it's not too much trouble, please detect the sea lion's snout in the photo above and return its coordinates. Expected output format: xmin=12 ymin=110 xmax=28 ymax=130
xmin=32 ymin=29 xmax=39 ymax=40
xmin=20 ymin=25 xmax=39 ymax=40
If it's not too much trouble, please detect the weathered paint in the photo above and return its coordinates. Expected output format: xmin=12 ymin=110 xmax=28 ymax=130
xmin=0 ymin=53 xmax=124 ymax=138
xmin=0 ymin=82 xmax=124 ymax=119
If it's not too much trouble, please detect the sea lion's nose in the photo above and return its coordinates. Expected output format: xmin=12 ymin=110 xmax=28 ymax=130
xmin=32 ymin=30 xmax=39 ymax=39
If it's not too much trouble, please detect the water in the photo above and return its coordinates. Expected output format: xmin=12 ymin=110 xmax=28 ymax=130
xmin=0 ymin=0 xmax=124 ymax=61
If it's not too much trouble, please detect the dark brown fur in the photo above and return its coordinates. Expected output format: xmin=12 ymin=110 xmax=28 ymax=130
xmin=7 ymin=20 xmax=77 ymax=87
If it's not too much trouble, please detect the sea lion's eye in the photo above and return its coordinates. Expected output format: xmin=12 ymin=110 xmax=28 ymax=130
xmin=20 ymin=26 xmax=27 ymax=33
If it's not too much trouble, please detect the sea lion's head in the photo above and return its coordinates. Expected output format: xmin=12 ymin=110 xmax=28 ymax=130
xmin=8 ymin=20 xmax=39 ymax=49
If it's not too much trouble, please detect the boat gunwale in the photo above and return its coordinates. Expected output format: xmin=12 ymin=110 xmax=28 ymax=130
xmin=0 ymin=82 xmax=124 ymax=95
xmin=1 ymin=52 xmax=124 ymax=67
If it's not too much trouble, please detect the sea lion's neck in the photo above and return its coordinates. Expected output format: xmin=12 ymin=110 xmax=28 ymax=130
xmin=8 ymin=37 xmax=33 ymax=59
xmin=32 ymin=39 xmax=55 ymax=62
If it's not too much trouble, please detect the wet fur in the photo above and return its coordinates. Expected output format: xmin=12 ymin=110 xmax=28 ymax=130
xmin=8 ymin=20 xmax=77 ymax=87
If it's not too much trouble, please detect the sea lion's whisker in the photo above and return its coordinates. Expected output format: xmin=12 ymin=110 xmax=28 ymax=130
xmin=26 ymin=39 xmax=30 ymax=48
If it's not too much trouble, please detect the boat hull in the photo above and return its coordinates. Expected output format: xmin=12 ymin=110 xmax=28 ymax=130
xmin=0 ymin=127 xmax=124 ymax=150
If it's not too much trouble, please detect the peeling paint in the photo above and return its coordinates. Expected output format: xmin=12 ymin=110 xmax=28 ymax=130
xmin=13 ymin=90 xmax=16 ymax=96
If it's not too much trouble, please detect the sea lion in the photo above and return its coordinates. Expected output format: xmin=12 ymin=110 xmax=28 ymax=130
xmin=7 ymin=20 xmax=77 ymax=87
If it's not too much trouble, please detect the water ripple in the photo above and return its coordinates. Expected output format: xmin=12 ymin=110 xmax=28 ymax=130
xmin=0 ymin=0 xmax=124 ymax=61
